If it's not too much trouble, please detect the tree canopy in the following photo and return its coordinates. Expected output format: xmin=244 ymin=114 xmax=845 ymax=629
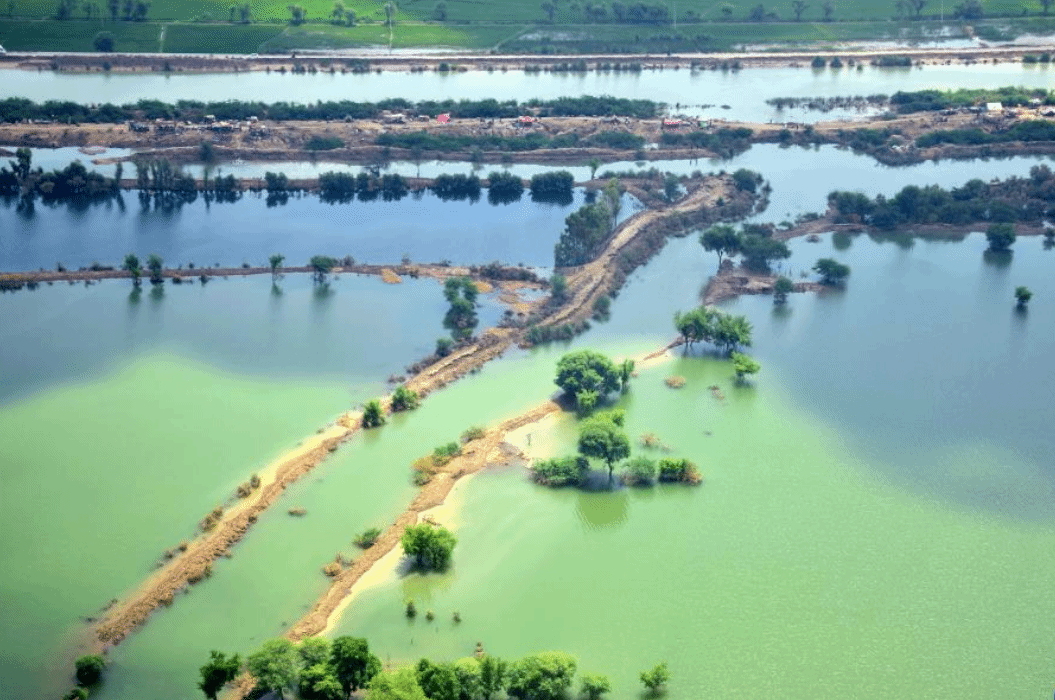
xmin=401 ymin=523 xmax=457 ymax=570
xmin=198 ymin=651 xmax=240 ymax=700
xmin=700 ymin=224 xmax=741 ymax=267
xmin=246 ymin=638 xmax=298 ymax=699
xmin=75 ymin=656 xmax=106 ymax=686
xmin=813 ymin=257 xmax=851 ymax=284
xmin=731 ymin=352 xmax=761 ymax=382
xmin=443 ymin=277 xmax=480 ymax=341
xmin=578 ymin=410 xmax=631 ymax=482
xmin=506 ymin=652 xmax=578 ymax=700
xmin=554 ymin=350 xmax=623 ymax=413
xmin=674 ymin=308 xmax=752 ymax=355
xmin=986 ymin=223 xmax=1016 ymax=252
xmin=773 ymin=276 xmax=794 ymax=303
xmin=368 ymin=668 xmax=429 ymax=700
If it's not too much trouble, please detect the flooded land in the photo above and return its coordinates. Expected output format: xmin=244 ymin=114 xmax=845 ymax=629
xmin=2 ymin=57 xmax=1054 ymax=700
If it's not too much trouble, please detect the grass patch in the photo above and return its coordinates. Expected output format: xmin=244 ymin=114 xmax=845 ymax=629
xmin=162 ymin=22 xmax=283 ymax=52
xmin=0 ymin=19 xmax=163 ymax=52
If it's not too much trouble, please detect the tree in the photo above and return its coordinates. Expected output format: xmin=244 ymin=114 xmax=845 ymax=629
xmin=435 ymin=337 xmax=454 ymax=357
xmin=269 ymin=253 xmax=284 ymax=280
xmin=75 ymin=655 xmax=106 ymax=686
xmin=123 ymin=253 xmax=142 ymax=286
xmin=93 ymin=31 xmax=114 ymax=51
xmin=541 ymin=1 xmax=556 ymax=20
xmin=401 ymin=523 xmax=457 ymax=570
xmin=384 ymin=0 xmax=394 ymax=25
xmin=64 ymin=689 xmax=88 ymax=700
xmin=554 ymin=350 xmax=621 ymax=413
xmin=131 ymin=0 xmax=148 ymax=19
xmin=700 ymin=224 xmax=740 ymax=267
xmin=330 ymin=0 xmax=344 ymax=22
xmin=198 ymin=651 xmax=241 ymax=700
xmin=674 ymin=307 xmax=718 ymax=348
xmin=954 ymin=0 xmax=982 ymax=17
xmin=822 ymin=0 xmax=833 ymax=19
xmin=773 ymin=276 xmax=794 ymax=303
xmin=1041 ymin=0 xmax=1052 ymax=15
xmin=791 ymin=0 xmax=808 ymax=19
xmin=640 ymin=662 xmax=669 ymax=693
xmin=580 ymin=673 xmax=612 ymax=700
xmin=107 ymin=0 xmax=118 ymax=19
xmin=309 ymin=255 xmax=339 ymax=283
xmin=300 ymin=664 xmax=344 ymax=700
xmin=330 ymin=636 xmax=381 ymax=695
xmin=287 ymin=3 xmax=305 ymax=23
xmin=452 ymin=658 xmax=482 ymax=700
xmin=506 ymin=652 xmax=577 ymax=700
xmin=812 ymin=257 xmax=850 ymax=284
xmin=620 ymin=457 xmax=656 ymax=486
xmin=362 ymin=399 xmax=386 ymax=428
xmin=619 ymin=359 xmax=635 ymax=392
xmin=391 ymin=385 xmax=420 ymax=411
xmin=368 ymin=668 xmax=428 ymax=700
xmin=416 ymin=660 xmax=460 ymax=700
xmin=1015 ymin=286 xmax=1033 ymax=307
xmin=588 ymin=157 xmax=600 ymax=179
xmin=443 ymin=277 xmax=480 ymax=340
xmin=550 ymin=273 xmax=569 ymax=303
xmin=432 ymin=1 xmax=446 ymax=19
xmin=731 ymin=352 xmax=761 ymax=383
xmin=247 ymin=638 xmax=298 ymax=699
xmin=747 ymin=2 xmax=765 ymax=19
xmin=344 ymin=8 xmax=355 ymax=23
xmin=712 ymin=313 xmax=752 ymax=355
xmin=146 ymin=253 xmax=164 ymax=285
xmin=298 ymin=637 xmax=330 ymax=668
xmin=578 ymin=411 xmax=631 ymax=483
xmin=986 ymin=223 xmax=1016 ymax=252
xmin=739 ymin=234 xmax=790 ymax=272
xmin=478 ymin=656 xmax=508 ymax=699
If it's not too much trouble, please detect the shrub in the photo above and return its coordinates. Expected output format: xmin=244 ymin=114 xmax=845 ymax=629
xmin=432 ymin=442 xmax=461 ymax=466
xmin=640 ymin=662 xmax=670 ymax=692
xmin=355 ymin=527 xmax=382 ymax=548
xmin=391 ymin=385 xmax=420 ymax=412
xmin=436 ymin=337 xmax=454 ymax=357
xmin=75 ymin=656 xmax=106 ymax=686
xmin=531 ymin=456 xmax=589 ymax=487
xmin=657 ymin=458 xmax=702 ymax=485
xmin=405 ymin=599 xmax=417 ymax=618
xmin=461 ymin=425 xmax=486 ymax=442
xmin=305 ymin=136 xmax=344 ymax=151
xmin=362 ymin=400 xmax=385 ymax=428
xmin=401 ymin=523 xmax=457 ymax=570
xmin=621 ymin=457 xmax=657 ymax=486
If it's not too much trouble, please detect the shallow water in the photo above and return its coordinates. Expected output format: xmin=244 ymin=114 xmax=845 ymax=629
xmin=1 ymin=63 xmax=1052 ymax=122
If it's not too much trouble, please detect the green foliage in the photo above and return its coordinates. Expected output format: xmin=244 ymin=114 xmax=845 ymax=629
xmin=554 ymin=350 xmax=621 ymax=411
xmin=93 ymin=31 xmax=115 ymax=51
xmin=532 ymin=455 xmax=590 ymax=487
xmin=986 ymin=223 xmax=1017 ymax=252
xmin=362 ymin=399 xmax=386 ymax=428
xmin=304 ymin=135 xmax=345 ymax=151
xmin=578 ymin=411 xmax=631 ymax=481
xmin=63 ymin=688 xmax=89 ymax=700
xmin=554 ymin=200 xmax=615 ymax=267
xmin=732 ymin=168 xmax=762 ymax=192
xmin=812 ymin=257 xmax=851 ymax=284
xmin=443 ymin=277 xmax=480 ymax=341
xmin=268 ymin=253 xmax=285 ymax=277
xmin=731 ymin=351 xmax=761 ymax=382
xmin=436 ymin=337 xmax=454 ymax=357
xmin=773 ymin=276 xmax=794 ymax=303
xmin=530 ymin=171 xmax=575 ymax=205
xmin=658 ymin=128 xmax=754 ymax=158
xmin=700 ymin=224 xmax=741 ymax=266
xmin=640 ymin=662 xmax=670 ymax=692
xmin=487 ymin=170 xmax=525 ymax=204
xmin=1015 ymin=285 xmax=1033 ymax=306
xmin=478 ymin=656 xmax=508 ymax=699
xmin=674 ymin=308 xmax=752 ymax=354
xmin=198 ymin=650 xmax=241 ymax=700
xmin=580 ymin=672 xmax=612 ymax=700
xmin=247 ymin=638 xmax=298 ymax=698
xmin=330 ymin=636 xmax=380 ymax=695
xmin=432 ymin=441 xmax=462 ymax=465
xmin=391 ymin=385 xmax=420 ymax=412
xmin=309 ymin=254 xmax=340 ymax=283
xmin=461 ymin=425 xmax=486 ymax=442
xmin=618 ymin=358 xmax=635 ymax=391
xmin=300 ymin=663 xmax=344 ymax=700
xmin=452 ymin=658 xmax=483 ymax=700
xmin=506 ymin=652 xmax=577 ymax=700
xmin=75 ymin=655 xmax=106 ymax=686
xmin=657 ymin=457 xmax=703 ymax=484
xmin=621 ymin=456 xmax=657 ymax=486
xmin=368 ymin=668 xmax=429 ymax=700
xmin=401 ymin=523 xmax=457 ymax=570
xmin=298 ymin=637 xmax=331 ymax=668
xmin=406 ymin=599 xmax=417 ymax=618
xmin=549 ymin=273 xmax=569 ymax=303
xmin=738 ymin=232 xmax=791 ymax=272
xmin=416 ymin=659 xmax=460 ymax=700
xmin=891 ymin=86 xmax=1054 ymax=114
xmin=355 ymin=527 xmax=382 ymax=548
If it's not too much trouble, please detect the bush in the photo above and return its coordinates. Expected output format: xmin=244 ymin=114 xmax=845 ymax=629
xmin=391 ymin=385 xmax=420 ymax=412
xmin=432 ymin=442 xmax=461 ymax=466
xmin=355 ymin=527 xmax=382 ymax=548
xmin=461 ymin=425 xmax=486 ymax=442
xmin=436 ymin=337 xmax=454 ymax=357
xmin=75 ymin=655 xmax=106 ymax=686
xmin=657 ymin=458 xmax=702 ymax=485
xmin=529 ymin=170 xmax=575 ymax=204
xmin=401 ymin=523 xmax=457 ymax=570
xmin=621 ymin=457 xmax=657 ymax=486
xmin=986 ymin=223 xmax=1016 ymax=252
xmin=640 ymin=662 xmax=670 ymax=692
xmin=531 ymin=456 xmax=589 ymax=487
xmin=93 ymin=31 xmax=114 ymax=52
xmin=362 ymin=400 xmax=385 ymax=428
xmin=305 ymin=136 xmax=344 ymax=151
xmin=64 ymin=688 xmax=89 ymax=700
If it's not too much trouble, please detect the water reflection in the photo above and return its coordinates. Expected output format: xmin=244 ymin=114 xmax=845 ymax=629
xmin=575 ymin=488 xmax=629 ymax=530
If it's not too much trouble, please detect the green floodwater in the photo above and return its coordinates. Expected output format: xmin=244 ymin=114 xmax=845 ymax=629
xmin=4 ymin=173 xmax=1055 ymax=698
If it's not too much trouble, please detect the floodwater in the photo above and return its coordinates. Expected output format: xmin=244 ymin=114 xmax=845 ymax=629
xmin=1 ymin=62 xmax=1052 ymax=122
xmin=3 ymin=94 xmax=1055 ymax=699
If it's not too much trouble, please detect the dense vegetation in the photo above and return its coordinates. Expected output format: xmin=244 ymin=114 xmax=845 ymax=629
xmin=828 ymin=166 xmax=1055 ymax=229
xmin=0 ymin=95 xmax=659 ymax=124
xmin=658 ymin=127 xmax=754 ymax=158
xmin=699 ymin=223 xmax=791 ymax=272
xmin=673 ymin=307 xmax=753 ymax=355
xmin=554 ymin=179 xmax=622 ymax=267
xmin=889 ymin=87 xmax=1054 ymax=114
xmin=553 ymin=350 xmax=631 ymax=414
xmin=916 ymin=120 xmax=1055 ymax=148
xmin=401 ymin=523 xmax=457 ymax=570
xmin=376 ymin=129 xmax=644 ymax=154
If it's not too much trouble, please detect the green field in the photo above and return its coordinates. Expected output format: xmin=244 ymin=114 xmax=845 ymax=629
xmin=0 ymin=0 xmax=1053 ymax=54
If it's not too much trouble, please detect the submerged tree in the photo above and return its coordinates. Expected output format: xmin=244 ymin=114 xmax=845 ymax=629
xmin=812 ymin=257 xmax=851 ymax=284
xmin=554 ymin=350 xmax=622 ymax=414
xmin=401 ymin=523 xmax=457 ymax=570
xmin=1015 ymin=285 xmax=1033 ymax=308
xmin=443 ymin=277 xmax=479 ymax=340
xmin=198 ymin=651 xmax=241 ymax=700
xmin=731 ymin=351 xmax=761 ymax=383
xmin=578 ymin=410 xmax=631 ymax=483
xmin=146 ymin=253 xmax=164 ymax=285
xmin=640 ymin=662 xmax=670 ymax=693
xmin=123 ymin=253 xmax=142 ymax=286
xmin=985 ymin=223 xmax=1016 ymax=252
xmin=773 ymin=276 xmax=794 ymax=303
xmin=269 ymin=253 xmax=284 ymax=280
xmin=362 ymin=399 xmax=385 ymax=428
xmin=309 ymin=255 xmax=339 ymax=284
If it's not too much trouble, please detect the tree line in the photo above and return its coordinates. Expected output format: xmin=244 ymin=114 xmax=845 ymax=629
xmin=828 ymin=166 xmax=1055 ymax=229
xmin=889 ymin=87 xmax=1054 ymax=114
xmin=375 ymin=130 xmax=644 ymax=154
xmin=554 ymin=179 xmax=622 ymax=267
xmin=0 ymin=95 xmax=659 ymax=125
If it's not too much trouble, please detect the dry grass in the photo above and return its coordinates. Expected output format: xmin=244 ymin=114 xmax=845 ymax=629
xmin=665 ymin=375 xmax=686 ymax=389
xmin=199 ymin=506 xmax=224 ymax=532
xmin=381 ymin=268 xmax=403 ymax=284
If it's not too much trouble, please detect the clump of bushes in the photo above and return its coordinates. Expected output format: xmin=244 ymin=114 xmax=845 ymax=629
xmin=362 ymin=400 xmax=386 ymax=428
xmin=391 ymin=385 xmax=420 ymax=411
xmin=531 ymin=456 xmax=589 ymax=487
xmin=621 ymin=457 xmax=657 ymax=486
xmin=461 ymin=425 xmax=486 ymax=442
xmin=355 ymin=527 xmax=382 ymax=548
xmin=412 ymin=442 xmax=463 ymax=484
xmin=200 ymin=505 xmax=224 ymax=532
xmin=657 ymin=458 xmax=702 ymax=485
